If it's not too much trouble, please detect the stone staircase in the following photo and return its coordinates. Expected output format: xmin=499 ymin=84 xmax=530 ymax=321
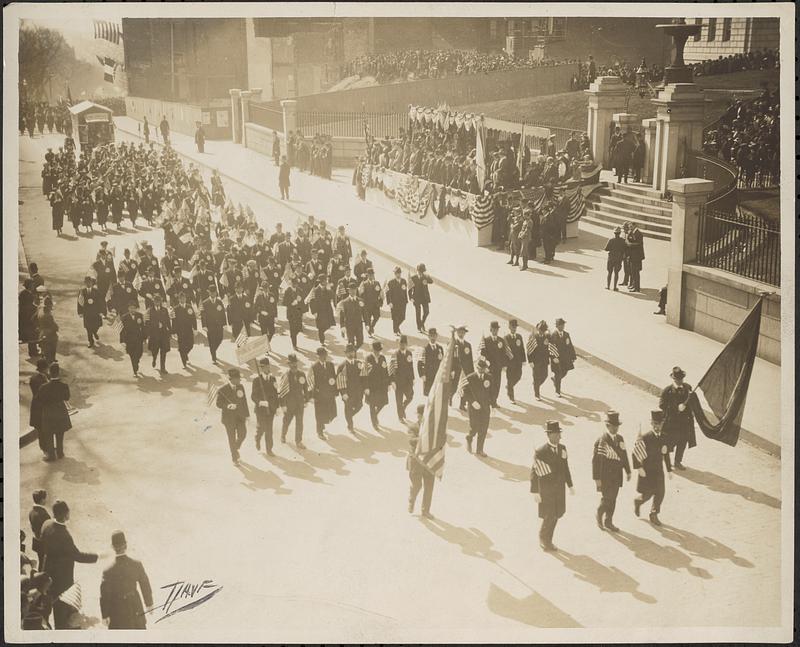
xmin=583 ymin=182 xmax=673 ymax=241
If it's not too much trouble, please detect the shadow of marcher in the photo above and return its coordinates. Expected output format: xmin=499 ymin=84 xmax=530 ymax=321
xmin=486 ymin=583 xmax=583 ymax=628
xmin=480 ymin=455 xmax=530 ymax=483
xmin=608 ymin=529 xmax=712 ymax=579
xmin=236 ymin=460 xmax=292 ymax=495
xmin=676 ymin=466 xmax=780 ymax=510
xmin=653 ymin=523 xmax=755 ymax=568
xmin=552 ymin=549 xmax=657 ymax=603
xmin=266 ymin=452 xmax=327 ymax=485
xmin=53 ymin=455 xmax=102 ymax=486
xmin=421 ymin=517 xmax=504 ymax=562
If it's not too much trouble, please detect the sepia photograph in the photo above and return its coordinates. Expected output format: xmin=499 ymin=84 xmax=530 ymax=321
xmin=3 ymin=2 xmax=794 ymax=643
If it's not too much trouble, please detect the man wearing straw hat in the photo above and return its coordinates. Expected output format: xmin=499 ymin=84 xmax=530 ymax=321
xmin=530 ymin=421 xmax=574 ymax=551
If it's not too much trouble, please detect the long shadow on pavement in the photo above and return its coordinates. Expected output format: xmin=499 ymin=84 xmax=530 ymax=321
xmin=551 ymin=549 xmax=657 ymax=604
xmin=479 ymin=455 xmax=530 ymax=483
xmin=486 ymin=583 xmax=583 ymax=628
xmin=675 ymin=466 xmax=780 ymax=510
xmin=421 ymin=517 xmax=504 ymax=562
xmin=608 ymin=529 xmax=713 ymax=579
xmin=236 ymin=459 xmax=292 ymax=495
xmin=652 ymin=523 xmax=755 ymax=568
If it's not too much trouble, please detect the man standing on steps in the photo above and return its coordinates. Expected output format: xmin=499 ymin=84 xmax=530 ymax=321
xmin=307 ymin=347 xmax=337 ymax=440
xmin=632 ymin=410 xmax=673 ymax=526
xmin=278 ymin=155 xmax=291 ymax=200
xmin=549 ymin=318 xmax=576 ymax=397
xmin=592 ymin=411 xmax=631 ymax=532
xmin=604 ymin=226 xmax=627 ymax=291
xmin=530 ymin=421 xmax=574 ymax=552
xmin=389 ymin=335 xmax=415 ymax=422
xmin=504 ymin=319 xmax=525 ymax=404
xmin=659 ymin=366 xmax=696 ymax=470
xmin=216 ymin=368 xmax=249 ymax=465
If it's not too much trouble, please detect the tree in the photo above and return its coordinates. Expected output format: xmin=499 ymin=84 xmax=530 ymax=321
xmin=19 ymin=24 xmax=83 ymax=102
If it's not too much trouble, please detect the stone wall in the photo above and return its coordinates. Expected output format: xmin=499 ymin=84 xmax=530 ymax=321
xmin=125 ymin=97 xmax=232 ymax=140
xmin=680 ymin=264 xmax=780 ymax=364
xmin=244 ymin=122 xmax=366 ymax=168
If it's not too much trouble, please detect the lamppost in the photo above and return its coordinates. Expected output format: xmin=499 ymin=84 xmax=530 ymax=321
xmin=623 ymin=59 xmax=661 ymax=112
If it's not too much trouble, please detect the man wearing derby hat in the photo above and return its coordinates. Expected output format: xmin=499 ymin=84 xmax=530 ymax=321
xmin=216 ymin=368 xmax=250 ymax=464
xmin=384 ymin=266 xmax=408 ymax=336
xmin=336 ymin=344 xmax=366 ymax=433
xmin=526 ymin=320 xmax=551 ymax=400
xmin=364 ymin=341 xmax=390 ymax=430
xmin=549 ymin=317 xmax=576 ymax=397
xmin=462 ymin=358 xmax=492 ymax=457
xmin=478 ymin=321 xmax=509 ymax=408
xmin=358 ymin=267 xmax=383 ymax=337
xmin=279 ymin=354 xmax=309 ymax=449
xmin=251 ymin=357 xmax=279 ymax=455
xmin=530 ymin=420 xmax=574 ymax=551
xmin=592 ymin=411 xmax=631 ymax=531
xmin=307 ymin=347 xmax=337 ymax=440
xmin=604 ymin=226 xmax=627 ymax=291
xmin=146 ymin=293 xmax=172 ymax=373
xmin=451 ymin=325 xmax=473 ymax=410
xmin=77 ymin=274 xmax=102 ymax=348
xmin=504 ymin=319 xmax=525 ymax=404
xmin=390 ymin=335 xmax=415 ymax=422
xmin=337 ymin=280 xmax=364 ymax=349
xmin=632 ymin=410 xmax=673 ymax=526
xmin=659 ymin=366 xmax=696 ymax=470
xmin=418 ymin=328 xmax=444 ymax=397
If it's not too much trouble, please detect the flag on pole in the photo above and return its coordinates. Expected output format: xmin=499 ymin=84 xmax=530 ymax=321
xmin=475 ymin=120 xmax=487 ymax=191
xmin=688 ymin=295 xmax=767 ymax=447
xmin=96 ymin=55 xmax=117 ymax=83
xmin=132 ymin=274 xmax=143 ymax=291
xmin=206 ymin=383 xmax=220 ymax=408
xmin=93 ymin=20 xmax=122 ymax=45
xmin=414 ymin=329 xmax=455 ymax=479
xmin=58 ymin=583 xmax=82 ymax=611
xmin=278 ymin=372 xmax=290 ymax=399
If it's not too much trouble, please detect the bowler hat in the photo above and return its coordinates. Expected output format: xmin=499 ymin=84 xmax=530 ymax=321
xmin=111 ymin=530 xmax=126 ymax=549
xmin=604 ymin=410 xmax=622 ymax=426
xmin=372 ymin=341 xmax=383 ymax=351
xmin=258 ymin=357 xmax=270 ymax=366
xmin=555 ymin=317 xmax=566 ymax=326
xmin=545 ymin=420 xmax=561 ymax=433
xmin=651 ymin=409 xmax=665 ymax=423
xmin=509 ymin=319 xmax=518 ymax=327
xmin=287 ymin=353 xmax=299 ymax=364
xmin=399 ymin=335 xmax=408 ymax=344
xmin=316 ymin=347 xmax=328 ymax=356
xmin=476 ymin=359 xmax=488 ymax=369
xmin=489 ymin=321 xmax=499 ymax=329
xmin=228 ymin=368 xmax=240 ymax=378
xmin=670 ymin=366 xmax=686 ymax=379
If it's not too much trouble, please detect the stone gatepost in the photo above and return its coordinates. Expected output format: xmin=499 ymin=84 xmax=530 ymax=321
xmin=612 ymin=112 xmax=640 ymax=134
xmin=229 ymin=88 xmax=243 ymax=143
xmin=585 ymin=76 xmax=628 ymax=170
xmin=281 ymin=99 xmax=298 ymax=137
xmin=239 ymin=90 xmax=256 ymax=148
xmin=640 ymin=118 xmax=658 ymax=184
xmin=665 ymin=178 xmax=715 ymax=327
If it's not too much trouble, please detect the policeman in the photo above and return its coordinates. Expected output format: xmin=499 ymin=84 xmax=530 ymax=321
xmin=336 ymin=344 xmax=365 ymax=433
xmin=418 ymin=328 xmax=444 ymax=397
xmin=279 ymin=354 xmax=308 ymax=449
xmin=119 ymin=301 xmax=145 ymax=377
xmin=504 ymin=319 xmax=525 ymax=404
xmin=78 ymin=275 xmax=102 ymax=348
xmin=172 ymin=292 xmax=197 ymax=369
xmin=251 ymin=357 xmax=278 ymax=455
xmin=282 ymin=275 xmax=306 ymax=351
xmin=216 ymin=368 xmax=249 ymax=465
xmin=337 ymin=280 xmax=364 ymax=349
xmin=407 ymin=404 xmax=435 ymax=519
xmin=549 ymin=317 xmax=576 ymax=397
xmin=530 ymin=421 xmax=574 ymax=551
xmin=364 ymin=340 xmax=390 ymax=430
xmin=659 ymin=366 xmax=696 ymax=470
xmin=384 ymin=266 xmax=408 ymax=336
xmin=463 ymin=359 xmax=492 ymax=456
xmin=632 ymin=410 xmax=673 ymax=526
xmin=358 ymin=267 xmax=383 ymax=337
xmin=479 ymin=321 xmax=509 ymax=408
xmin=591 ymin=411 xmax=631 ymax=531
xmin=390 ymin=335 xmax=415 ymax=422
xmin=146 ymin=293 xmax=171 ymax=373
xmin=451 ymin=325 xmax=473 ymax=409
xmin=307 ymin=347 xmax=337 ymax=440
xmin=200 ymin=285 xmax=227 ymax=364
xmin=526 ymin=320 xmax=550 ymax=400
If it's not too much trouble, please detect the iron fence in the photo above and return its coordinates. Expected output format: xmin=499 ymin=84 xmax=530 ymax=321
xmin=296 ymin=110 xmax=407 ymax=139
xmin=249 ymin=102 xmax=284 ymax=132
xmin=696 ymin=208 xmax=780 ymax=287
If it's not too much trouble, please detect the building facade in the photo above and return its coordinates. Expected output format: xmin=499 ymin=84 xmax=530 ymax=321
xmin=683 ymin=17 xmax=779 ymax=63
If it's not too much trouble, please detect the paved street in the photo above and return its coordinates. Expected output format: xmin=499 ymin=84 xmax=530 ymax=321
xmin=17 ymin=132 xmax=782 ymax=641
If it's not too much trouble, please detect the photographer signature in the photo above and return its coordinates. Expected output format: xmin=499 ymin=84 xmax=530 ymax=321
xmin=147 ymin=579 xmax=223 ymax=624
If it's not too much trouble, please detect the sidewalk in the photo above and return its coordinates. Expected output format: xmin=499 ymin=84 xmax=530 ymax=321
xmin=114 ymin=117 xmax=782 ymax=454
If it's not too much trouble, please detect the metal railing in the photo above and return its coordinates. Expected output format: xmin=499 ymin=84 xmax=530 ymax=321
xmin=687 ymin=150 xmax=739 ymax=214
xmin=696 ymin=208 xmax=780 ymax=287
xmin=249 ymin=102 xmax=284 ymax=132
xmin=296 ymin=110 xmax=407 ymax=139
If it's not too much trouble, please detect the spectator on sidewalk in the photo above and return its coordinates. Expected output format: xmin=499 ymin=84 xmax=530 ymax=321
xmin=272 ymin=131 xmax=281 ymax=166
xmin=159 ymin=116 xmax=170 ymax=146
xmin=625 ymin=223 xmax=645 ymax=292
xmin=37 ymin=362 xmax=72 ymax=462
xmin=194 ymin=121 xmax=206 ymax=154
xmin=142 ymin=116 xmax=150 ymax=144
xmin=28 ymin=489 xmax=51 ymax=569
xmin=278 ymin=155 xmax=291 ymax=200
xmin=20 ymin=279 xmax=39 ymax=358
xmin=29 ymin=359 xmax=50 ymax=457
xmin=604 ymin=226 xmax=627 ymax=290
xmin=100 ymin=531 xmax=153 ymax=630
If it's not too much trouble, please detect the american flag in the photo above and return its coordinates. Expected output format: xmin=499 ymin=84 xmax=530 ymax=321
xmin=504 ymin=341 xmax=514 ymax=361
xmin=77 ymin=290 xmax=85 ymax=308
xmin=206 ymin=382 xmax=220 ymax=408
xmin=388 ymin=355 xmax=398 ymax=377
xmin=278 ymin=372 xmax=290 ymax=399
xmin=109 ymin=315 xmax=123 ymax=334
xmin=306 ymin=367 xmax=316 ymax=391
xmin=601 ymin=441 xmax=621 ymax=462
xmin=132 ymin=274 xmax=143 ymax=291
xmin=456 ymin=371 xmax=470 ymax=398
xmin=58 ymin=582 xmax=82 ymax=611
xmin=167 ymin=306 xmax=175 ymax=319
xmin=548 ymin=341 xmax=559 ymax=359
xmin=633 ymin=437 xmax=647 ymax=463
xmin=336 ymin=367 xmax=347 ymax=390
xmin=359 ymin=359 xmax=369 ymax=377
xmin=93 ymin=20 xmax=122 ymax=44
xmin=96 ymin=55 xmax=117 ymax=83
xmin=532 ymin=458 xmax=552 ymax=478
xmin=414 ymin=331 xmax=455 ymax=479
xmin=526 ymin=332 xmax=537 ymax=356
xmin=235 ymin=328 xmax=248 ymax=347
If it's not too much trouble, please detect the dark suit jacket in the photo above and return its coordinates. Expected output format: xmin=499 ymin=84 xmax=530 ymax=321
xmin=40 ymin=520 xmax=98 ymax=596
xmin=100 ymin=554 xmax=153 ymax=629
xmin=29 ymin=505 xmax=51 ymax=556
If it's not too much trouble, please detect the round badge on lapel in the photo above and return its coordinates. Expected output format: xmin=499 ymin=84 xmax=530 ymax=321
xmin=217 ymin=305 xmax=223 ymax=311
xmin=496 ymin=341 xmax=503 ymax=349
xmin=328 ymin=377 xmax=336 ymax=386
xmin=464 ymin=347 xmax=471 ymax=354
xmin=126 ymin=287 xmax=132 ymax=293
xmin=236 ymin=389 xmax=244 ymax=398
xmin=516 ymin=339 xmax=522 ymax=346
xmin=269 ymin=297 xmax=274 ymax=303
xmin=158 ymin=323 xmax=162 ymax=329
xmin=245 ymin=302 xmax=251 ymax=308
xmin=88 ymin=298 xmax=94 ymax=304
xmin=483 ymin=379 xmax=490 ymax=388
xmin=619 ymin=441 xmax=626 ymax=450
xmin=261 ymin=310 xmax=268 ymax=316
xmin=136 ymin=317 xmax=142 ymax=325
xmin=105 ymin=268 xmax=111 ymax=273
xmin=405 ymin=351 xmax=412 ymax=360
xmin=374 ymin=284 xmax=380 ymax=292
xmin=299 ymin=376 xmax=306 ymax=385
xmin=188 ymin=308 xmax=193 ymax=315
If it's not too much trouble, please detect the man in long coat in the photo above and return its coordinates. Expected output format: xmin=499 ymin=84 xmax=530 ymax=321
xmin=530 ymin=421 xmax=574 ymax=551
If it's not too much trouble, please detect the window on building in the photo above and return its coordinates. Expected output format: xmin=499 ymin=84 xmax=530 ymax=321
xmin=722 ymin=18 xmax=732 ymax=41
xmin=693 ymin=18 xmax=702 ymax=41
xmin=707 ymin=17 xmax=717 ymax=42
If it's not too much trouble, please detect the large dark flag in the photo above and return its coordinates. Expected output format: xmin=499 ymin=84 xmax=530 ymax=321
xmin=415 ymin=329 xmax=455 ymax=479
xmin=689 ymin=295 xmax=766 ymax=447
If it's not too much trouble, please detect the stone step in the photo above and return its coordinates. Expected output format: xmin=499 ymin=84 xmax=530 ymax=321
xmin=585 ymin=197 xmax=673 ymax=225
xmin=590 ymin=192 xmax=672 ymax=218
xmin=584 ymin=207 xmax=672 ymax=235
xmin=606 ymin=181 xmax=666 ymax=199
xmin=582 ymin=214 xmax=672 ymax=241
xmin=595 ymin=186 xmax=672 ymax=209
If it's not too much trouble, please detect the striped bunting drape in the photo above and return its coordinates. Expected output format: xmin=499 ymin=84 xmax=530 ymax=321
xmin=470 ymin=193 xmax=494 ymax=230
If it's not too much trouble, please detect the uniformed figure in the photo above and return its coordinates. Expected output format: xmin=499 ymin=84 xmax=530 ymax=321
xmin=119 ymin=302 xmax=146 ymax=376
xmin=451 ymin=325 xmax=474 ymax=409
xmin=591 ymin=411 xmax=631 ymax=532
xmin=99 ymin=531 xmax=153 ymax=630
xmin=407 ymin=404 xmax=435 ymax=518
xmin=337 ymin=344 xmax=366 ymax=433
xmin=337 ymin=281 xmax=364 ymax=349
xmin=307 ymin=347 xmax=337 ymax=439
xmin=549 ymin=317 xmax=576 ymax=396
xmin=279 ymin=354 xmax=308 ymax=448
xmin=146 ymin=294 xmax=171 ymax=373
xmin=479 ymin=321 xmax=509 ymax=407
xmin=504 ymin=319 xmax=525 ymax=404
xmin=283 ymin=276 xmax=306 ymax=351
xmin=201 ymin=285 xmax=227 ymax=364
xmin=358 ymin=268 xmax=383 ymax=337
xmin=530 ymin=420 xmax=574 ymax=551
xmin=172 ymin=293 xmax=197 ymax=369
xmin=306 ymin=274 xmax=335 ymax=346
xmin=409 ymin=263 xmax=433 ymax=332
xmin=77 ymin=275 xmax=102 ymax=347
xmin=390 ymin=335 xmax=415 ymax=422
xmin=385 ymin=266 xmax=408 ymax=335
xmin=216 ymin=368 xmax=250 ymax=465
xmin=462 ymin=359 xmax=492 ymax=456
xmin=659 ymin=366 xmax=696 ymax=470
xmin=364 ymin=340 xmax=390 ymax=430
xmin=251 ymin=357 xmax=279 ymax=455
xmin=632 ymin=409 xmax=673 ymax=526
xmin=526 ymin=320 xmax=550 ymax=400
xmin=418 ymin=328 xmax=444 ymax=397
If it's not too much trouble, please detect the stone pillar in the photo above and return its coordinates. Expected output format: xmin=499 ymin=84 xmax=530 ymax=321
xmin=229 ymin=89 xmax=242 ymax=144
xmin=640 ymin=118 xmax=658 ymax=184
xmin=651 ymin=83 xmax=706 ymax=195
xmin=281 ymin=99 xmax=298 ymax=137
xmin=665 ymin=178 xmax=715 ymax=327
xmin=612 ymin=112 xmax=640 ymax=134
xmin=240 ymin=90 xmax=256 ymax=148
xmin=585 ymin=76 xmax=628 ymax=170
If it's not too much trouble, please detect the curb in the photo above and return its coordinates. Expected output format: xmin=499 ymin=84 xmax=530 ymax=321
xmin=115 ymin=121 xmax=781 ymax=459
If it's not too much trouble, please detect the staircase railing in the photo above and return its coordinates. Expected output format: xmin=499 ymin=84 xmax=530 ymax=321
xmin=686 ymin=149 xmax=739 ymax=214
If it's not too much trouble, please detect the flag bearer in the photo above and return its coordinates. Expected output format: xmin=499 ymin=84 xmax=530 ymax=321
xmin=632 ymin=410 xmax=673 ymax=526
xmin=530 ymin=421 xmax=574 ymax=551
xmin=591 ymin=411 xmax=631 ymax=532
xmin=407 ymin=404 xmax=434 ymax=519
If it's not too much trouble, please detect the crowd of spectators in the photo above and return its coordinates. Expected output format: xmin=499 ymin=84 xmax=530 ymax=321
xmin=691 ymin=48 xmax=779 ymax=77
xmin=702 ymin=87 xmax=779 ymax=188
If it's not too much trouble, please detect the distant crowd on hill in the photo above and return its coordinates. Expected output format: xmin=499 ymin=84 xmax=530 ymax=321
xmin=690 ymin=49 xmax=779 ymax=77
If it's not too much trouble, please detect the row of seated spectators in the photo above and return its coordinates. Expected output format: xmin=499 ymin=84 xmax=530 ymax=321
xmin=702 ymin=87 xmax=779 ymax=188
xmin=691 ymin=49 xmax=779 ymax=76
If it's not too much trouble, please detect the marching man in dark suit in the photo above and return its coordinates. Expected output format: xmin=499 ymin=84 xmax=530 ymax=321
xmin=479 ymin=321 xmax=509 ymax=408
xmin=358 ymin=267 xmax=383 ymax=338
xmin=549 ymin=317 xmax=577 ymax=397
xmin=364 ymin=340 xmax=390 ymax=430
xmin=279 ymin=354 xmax=308 ymax=448
xmin=283 ymin=275 xmax=306 ymax=351
xmin=591 ymin=410 xmax=631 ymax=532
xmin=307 ymin=347 xmax=337 ymax=440
xmin=451 ymin=325 xmax=474 ymax=410
xmin=172 ymin=292 xmax=197 ymax=369
xmin=216 ymin=368 xmax=250 ymax=465
xmin=251 ymin=357 xmax=279 ymax=455
xmin=462 ymin=358 xmax=492 ymax=456
xmin=77 ymin=275 xmax=102 ymax=348
xmin=100 ymin=531 xmax=153 ymax=629
xmin=337 ymin=281 xmax=364 ymax=349
xmin=530 ymin=421 xmax=574 ymax=551
xmin=385 ymin=266 xmax=408 ymax=336
xmin=526 ymin=320 xmax=551 ymax=400
xmin=659 ymin=366 xmax=697 ymax=470
xmin=389 ymin=335 xmax=415 ymax=422
xmin=146 ymin=293 xmax=172 ymax=373
xmin=408 ymin=263 xmax=433 ymax=332
xmin=633 ymin=409 xmax=673 ymax=526
xmin=201 ymin=285 xmax=227 ymax=364
xmin=37 ymin=363 xmax=72 ymax=461
xmin=406 ymin=404 xmax=435 ymax=519
xmin=504 ymin=319 xmax=525 ymax=404
xmin=337 ymin=344 xmax=366 ymax=433
xmin=120 ymin=302 xmax=146 ymax=376
xmin=418 ymin=328 xmax=444 ymax=397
